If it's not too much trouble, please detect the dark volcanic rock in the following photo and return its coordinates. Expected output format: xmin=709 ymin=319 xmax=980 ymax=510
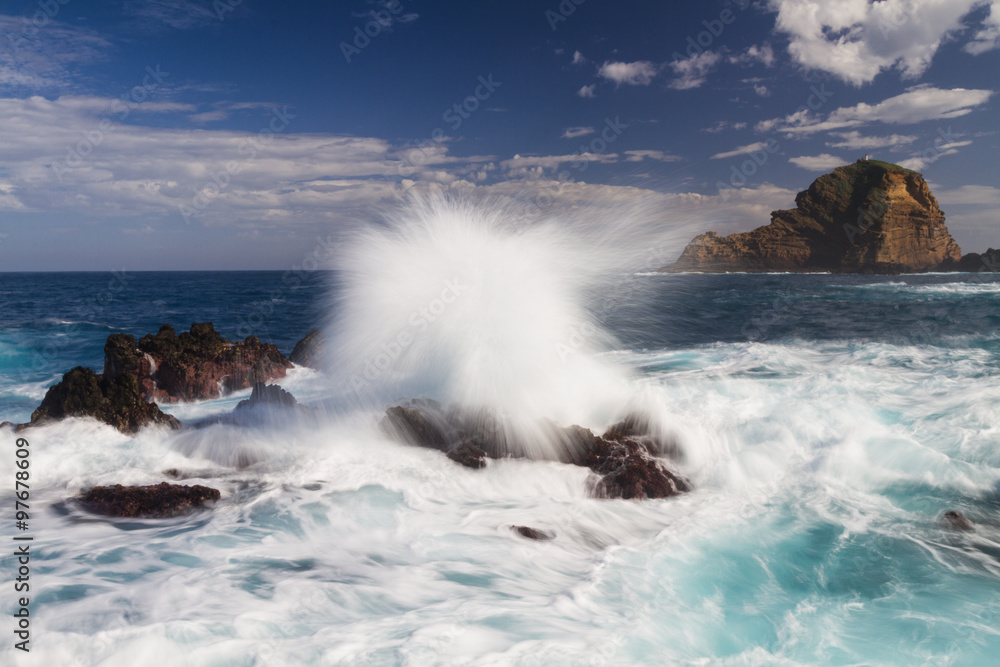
xmin=511 ymin=525 xmax=552 ymax=540
xmin=380 ymin=404 xmax=450 ymax=451
xmin=235 ymin=382 xmax=298 ymax=411
xmin=136 ymin=323 xmax=293 ymax=402
xmin=379 ymin=403 xmax=691 ymax=499
xmin=28 ymin=367 xmax=180 ymax=435
xmin=950 ymin=248 xmax=1000 ymax=272
xmin=662 ymin=160 xmax=963 ymax=274
xmin=942 ymin=510 xmax=975 ymax=531
xmin=584 ymin=436 xmax=690 ymax=500
xmin=79 ymin=482 xmax=220 ymax=518
xmin=290 ymin=329 xmax=326 ymax=369
xmin=447 ymin=443 xmax=488 ymax=469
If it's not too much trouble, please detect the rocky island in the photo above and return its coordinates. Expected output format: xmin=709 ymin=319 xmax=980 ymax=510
xmin=662 ymin=160 xmax=997 ymax=274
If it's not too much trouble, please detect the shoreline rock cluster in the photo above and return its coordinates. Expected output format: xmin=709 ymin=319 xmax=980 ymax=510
xmin=19 ymin=324 xmax=323 ymax=434
xmin=662 ymin=160 xmax=998 ymax=274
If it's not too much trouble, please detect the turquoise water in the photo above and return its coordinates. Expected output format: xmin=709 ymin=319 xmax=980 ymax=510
xmin=1 ymin=271 xmax=999 ymax=665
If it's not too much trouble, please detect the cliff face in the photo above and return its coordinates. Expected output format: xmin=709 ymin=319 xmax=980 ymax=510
xmin=663 ymin=160 xmax=963 ymax=273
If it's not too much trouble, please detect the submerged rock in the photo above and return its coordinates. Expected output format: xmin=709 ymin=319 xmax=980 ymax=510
xmin=290 ymin=329 xmax=326 ymax=369
xmin=235 ymin=382 xmax=298 ymax=411
xmin=511 ymin=525 xmax=552 ymax=540
xmin=942 ymin=510 xmax=975 ymax=531
xmin=79 ymin=482 xmax=220 ymax=518
xmin=28 ymin=366 xmax=180 ymax=435
xmin=447 ymin=443 xmax=488 ymax=469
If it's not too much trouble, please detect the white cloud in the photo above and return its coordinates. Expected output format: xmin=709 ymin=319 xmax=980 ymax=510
xmin=767 ymin=0 xmax=992 ymax=85
xmin=623 ymin=150 xmax=681 ymax=162
xmin=788 ymin=154 xmax=847 ymax=170
xmin=577 ymin=84 xmax=597 ymax=98
xmin=710 ymin=142 xmax=771 ymax=160
xmin=704 ymin=120 xmax=748 ymax=133
xmin=966 ymin=0 xmax=1000 ymax=54
xmin=0 ymin=95 xmax=501 ymax=225
xmin=826 ymin=130 xmax=918 ymax=149
xmin=561 ymin=126 xmax=595 ymax=139
xmin=754 ymin=84 xmax=770 ymax=97
xmin=499 ymin=152 xmax=618 ymax=178
xmin=668 ymin=51 xmax=722 ymax=90
xmin=598 ymin=61 xmax=660 ymax=86
xmin=572 ymin=50 xmax=586 ymax=64
xmin=0 ymin=16 xmax=111 ymax=92
xmin=730 ymin=44 xmax=775 ymax=67
xmin=758 ymin=86 xmax=994 ymax=135
xmin=897 ymin=141 xmax=972 ymax=171
xmin=935 ymin=184 xmax=1000 ymax=205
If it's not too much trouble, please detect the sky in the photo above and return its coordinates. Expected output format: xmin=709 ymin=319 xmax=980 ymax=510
xmin=0 ymin=0 xmax=997 ymax=270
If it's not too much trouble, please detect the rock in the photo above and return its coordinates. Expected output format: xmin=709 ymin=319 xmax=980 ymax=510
xmin=942 ymin=510 xmax=975 ymax=531
xmin=662 ymin=160 xmax=963 ymax=274
xmin=235 ymin=382 xmax=298 ymax=411
xmin=0 ymin=421 xmax=12 ymax=430
xmin=950 ymin=248 xmax=1000 ymax=272
xmin=511 ymin=525 xmax=552 ymax=540
xmin=27 ymin=367 xmax=180 ymax=435
xmin=79 ymin=482 xmax=220 ymax=518
xmin=584 ymin=436 xmax=690 ymax=500
xmin=135 ymin=323 xmax=293 ymax=402
xmin=447 ymin=443 xmax=488 ymax=469
xmin=380 ymin=403 xmax=450 ymax=451
xmin=290 ymin=329 xmax=325 ymax=369
xmin=378 ymin=403 xmax=691 ymax=499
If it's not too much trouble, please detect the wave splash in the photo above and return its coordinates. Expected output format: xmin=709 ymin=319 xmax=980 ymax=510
xmin=326 ymin=195 xmax=673 ymax=458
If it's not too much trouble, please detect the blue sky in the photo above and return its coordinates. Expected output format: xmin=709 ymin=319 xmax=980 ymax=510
xmin=0 ymin=0 xmax=997 ymax=270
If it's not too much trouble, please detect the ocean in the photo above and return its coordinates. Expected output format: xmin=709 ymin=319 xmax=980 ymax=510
xmin=2 ymin=267 xmax=1000 ymax=666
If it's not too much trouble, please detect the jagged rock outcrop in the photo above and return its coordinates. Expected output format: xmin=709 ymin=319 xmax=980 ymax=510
xmin=290 ymin=329 xmax=325 ymax=369
xmin=379 ymin=402 xmax=690 ymax=499
xmin=106 ymin=323 xmax=293 ymax=403
xmin=27 ymin=366 xmax=180 ymax=434
xmin=948 ymin=248 xmax=1000 ymax=272
xmin=663 ymin=160 xmax=963 ymax=274
xmin=79 ymin=482 xmax=220 ymax=518
xmin=235 ymin=382 xmax=298 ymax=411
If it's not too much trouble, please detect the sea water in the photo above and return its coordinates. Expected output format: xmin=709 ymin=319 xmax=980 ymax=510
xmin=1 ymin=227 xmax=1000 ymax=664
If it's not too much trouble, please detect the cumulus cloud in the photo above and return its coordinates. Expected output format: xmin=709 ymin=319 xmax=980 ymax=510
xmin=572 ymin=50 xmax=586 ymax=64
xmin=767 ymin=0 xmax=993 ymax=85
xmin=710 ymin=142 xmax=772 ymax=160
xmin=897 ymin=141 xmax=972 ymax=170
xmin=935 ymin=184 xmax=1000 ymax=205
xmin=730 ymin=44 xmax=775 ymax=67
xmin=668 ymin=51 xmax=722 ymax=90
xmin=757 ymin=86 xmax=994 ymax=135
xmin=598 ymin=61 xmax=660 ymax=86
xmin=577 ymin=84 xmax=597 ymax=98
xmin=704 ymin=120 xmax=748 ymax=133
xmin=966 ymin=0 xmax=1000 ymax=54
xmin=788 ymin=154 xmax=847 ymax=170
